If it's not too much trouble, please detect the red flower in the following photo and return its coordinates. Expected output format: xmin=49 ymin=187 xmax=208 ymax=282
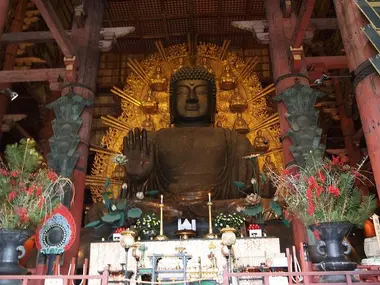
xmin=282 ymin=169 xmax=290 ymax=176
xmin=16 ymin=207 xmax=29 ymax=223
xmin=308 ymin=177 xmax=317 ymax=188
xmin=317 ymin=171 xmax=326 ymax=183
xmin=8 ymin=191 xmax=17 ymax=202
xmin=47 ymin=170 xmax=58 ymax=181
xmin=331 ymin=155 xmax=341 ymax=166
xmin=313 ymin=229 xmax=320 ymax=240
xmin=307 ymin=201 xmax=315 ymax=215
xmin=11 ymin=170 xmax=20 ymax=177
xmin=26 ymin=185 xmax=35 ymax=195
xmin=315 ymin=185 xmax=323 ymax=197
xmin=35 ymin=186 xmax=42 ymax=197
xmin=38 ymin=197 xmax=45 ymax=209
xmin=0 ymin=169 xmax=9 ymax=176
xmin=327 ymin=185 xmax=340 ymax=197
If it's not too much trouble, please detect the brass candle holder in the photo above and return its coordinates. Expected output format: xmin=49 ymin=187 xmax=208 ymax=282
xmin=204 ymin=201 xmax=217 ymax=239
xmin=155 ymin=203 xmax=168 ymax=240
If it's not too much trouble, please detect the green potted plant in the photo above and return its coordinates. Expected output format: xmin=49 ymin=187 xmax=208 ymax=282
xmin=0 ymin=139 xmax=72 ymax=280
xmin=267 ymin=151 xmax=376 ymax=282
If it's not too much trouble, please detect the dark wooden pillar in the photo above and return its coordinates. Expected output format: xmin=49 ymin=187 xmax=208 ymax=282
xmin=39 ymin=82 xmax=62 ymax=158
xmin=333 ymin=0 xmax=380 ymax=197
xmin=266 ymin=0 xmax=309 ymax=250
xmin=62 ymin=0 xmax=104 ymax=271
xmin=0 ymin=0 xmax=28 ymax=143
xmin=0 ymin=0 xmax=9 ymax=39
xmin=334 ymin=79 xmax=362 ymax=166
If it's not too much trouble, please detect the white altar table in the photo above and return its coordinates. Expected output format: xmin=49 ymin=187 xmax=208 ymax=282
xmin=89 ymin=237 xmax=282 ymax=285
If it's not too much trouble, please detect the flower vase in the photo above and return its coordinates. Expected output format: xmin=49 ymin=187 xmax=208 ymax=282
xmin=309 ymin=222 xmax=356 ymax=283
xmin=0 ymin=229 xmax=33 ymax=285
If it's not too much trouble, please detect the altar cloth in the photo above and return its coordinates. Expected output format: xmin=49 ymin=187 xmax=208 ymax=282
xmin=89 ymin=237 xmax=282 ymax=285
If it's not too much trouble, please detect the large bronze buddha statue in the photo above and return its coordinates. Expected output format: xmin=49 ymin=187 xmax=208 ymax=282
xmin=122 ymin=67 xmax=256 ymax=207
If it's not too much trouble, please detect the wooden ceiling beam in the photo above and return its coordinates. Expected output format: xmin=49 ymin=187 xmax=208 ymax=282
xmin=1 ymin=31 xmax=56 ymax=44
xmin=32 ymin=0 xmax=75 ymax=58
xmin=0 ymin=68 xmax=66 ymax=83
xmin=292 ymin=0 xmax=317 ymax=48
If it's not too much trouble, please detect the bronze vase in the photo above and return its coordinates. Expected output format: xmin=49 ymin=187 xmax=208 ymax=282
xmin=0 ymin=229 xmax=33 ymax=285
xmin=309 ymin=222 xmax=356 ymax=283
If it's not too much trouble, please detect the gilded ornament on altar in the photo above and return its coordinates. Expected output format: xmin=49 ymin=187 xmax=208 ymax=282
xmin=88 ymin=42 xmax=283 ymax=202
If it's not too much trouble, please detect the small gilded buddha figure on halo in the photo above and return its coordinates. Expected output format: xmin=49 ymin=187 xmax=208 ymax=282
xmin=219 ymin=64 xmax=236 ymax=90
xmin=253 ymin=130 xmax=269 ymax=152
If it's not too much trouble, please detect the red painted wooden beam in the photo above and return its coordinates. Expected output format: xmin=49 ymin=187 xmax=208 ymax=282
xmin=32 ymin=0 xmax=75 ymax=58
xmin=0 ymin=68 xmax=66 ymax=83
xmin=0 ymin=0 xmax=9 ymax=38
xmin=305 ymin=56 xmax=349 ymax=69
xmin=292 ymin=0 xmax=317 ymax=48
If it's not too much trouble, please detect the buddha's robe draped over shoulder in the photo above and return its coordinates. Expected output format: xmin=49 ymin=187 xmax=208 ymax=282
xmin=146 ymin=127 xmax=256 ymax=202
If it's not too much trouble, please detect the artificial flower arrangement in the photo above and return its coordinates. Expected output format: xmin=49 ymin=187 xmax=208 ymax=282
xmin=135 ymin=212 xmax=160 ymax=236
xmin=214 ymin=212 xmax=245 ymax=232
xmin=0 ymin=139 xmax=73 ymax=230
xmin=266 ymin=150 xmax=377 ymax=226
xmin=234 ymin=154 xmax=286 ymax=225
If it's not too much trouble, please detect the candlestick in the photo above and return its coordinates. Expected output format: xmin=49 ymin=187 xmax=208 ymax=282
xmin=208 ymin=192 xmax=211 ymax=203
xmin=155 ymin=203 xmax=168 ymax=241
xmin=204 ymin=201 xmax=217 ymax=239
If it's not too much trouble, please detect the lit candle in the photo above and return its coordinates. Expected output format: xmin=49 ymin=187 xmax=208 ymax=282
xmin=161 ymin=195 xmax=163 ymax=204
xmin=208 ymin=192 xmax=211 ymax=203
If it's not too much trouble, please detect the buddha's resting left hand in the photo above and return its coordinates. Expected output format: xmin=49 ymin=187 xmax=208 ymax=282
xmin=123 ymin=128 xmax=154 ymax=182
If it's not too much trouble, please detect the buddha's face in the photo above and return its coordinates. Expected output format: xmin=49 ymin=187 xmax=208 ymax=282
xmin=173 ymin=79 xmax=211 ymax=123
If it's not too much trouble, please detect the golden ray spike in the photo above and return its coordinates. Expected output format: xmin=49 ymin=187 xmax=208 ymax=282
xmin=101 ymin=116 xmax=131 ymax=131
xmin=220 ymin=40 xmax=231 ymax=60
xmin=247 ymin=85 xmax=276 ymax=103
xmin=111 ymin=87 xmax=141 ymax=106
xmin=250 ymin=114 xmax=280 ymax=132
xmin=219 ymin=40 xmax=230 ymax=60
xmin=155 ymin=40 xmax=167 ymax=62
xmin=132 ymin=59 xmax=150 ymax=79
xmin=241 ymin=58 xmax=259 ymax=80
xmin=101 ymin=115 xmax=132 ymax=130
xmin=127 ymin=61 xmax=150 ymax=85
xmin=236 ymin=57 xmax=255 ymax=80
xmin=105 ymin=115 xmax=134 ymax=129
xmin=111 ymin=89 xmax=140 ymax=106
xmin=105 ymin=115 xmax=132 ymax=130
xmin=89 ymin=145 xmax=118 ymax=156
xmin=264 ymin=147 xmax=283 ymax=155
xmin=218 ymin=40 xmax=226 ymax=60
xmin=237 ymin=57 xmax=259 ymax=81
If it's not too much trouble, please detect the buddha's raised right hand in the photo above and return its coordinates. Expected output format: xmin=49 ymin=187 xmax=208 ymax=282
xmin=123 ymin=128 xmax=154 ymax=182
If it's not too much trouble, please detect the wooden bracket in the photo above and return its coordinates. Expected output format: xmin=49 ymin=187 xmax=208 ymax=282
xmin=290 ymin=46 xmax=304 ymax=72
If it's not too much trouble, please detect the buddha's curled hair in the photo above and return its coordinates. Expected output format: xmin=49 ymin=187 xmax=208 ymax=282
xmin=169 ymin=66 xmax=216 ymax=100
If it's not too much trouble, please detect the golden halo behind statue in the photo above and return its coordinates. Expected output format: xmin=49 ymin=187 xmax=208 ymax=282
xmin=88 ymin=42 xmax=283 ymax=202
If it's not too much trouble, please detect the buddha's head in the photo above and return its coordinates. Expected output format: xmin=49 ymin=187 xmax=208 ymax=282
xmin=170 ymin=67 xmax=216 ymax=126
